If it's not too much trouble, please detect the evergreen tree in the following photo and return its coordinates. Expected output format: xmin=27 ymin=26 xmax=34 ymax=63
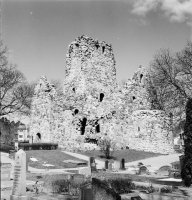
xmin=181 ymin=98 xmax=192 ymax=187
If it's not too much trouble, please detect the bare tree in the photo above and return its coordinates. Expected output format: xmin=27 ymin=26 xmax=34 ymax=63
xmin=146 ymin=42 xmax=192 ymax=128
xmin=0 ymin=41 xmax=34 ymax=116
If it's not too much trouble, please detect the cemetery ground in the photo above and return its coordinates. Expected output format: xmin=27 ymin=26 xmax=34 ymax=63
xmin=1 ymin=149 xmax=192 ymax=200
xmin=26 ymin=149 xmax=162 ymax=169
xmin=80 ymin=149 xmax=162 ymax=162
xmin=26 ymin=150 xmax=88 ymax=169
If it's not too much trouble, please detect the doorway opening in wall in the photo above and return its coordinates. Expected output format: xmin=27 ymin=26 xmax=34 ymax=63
xmin=102 ymin=46 xmax=105 ymax=53
xmin=36 ymin=133 xmax=41 ymax=140
xmin=96 ymin=124 xmax=100 ymax=133
xmin=100 ymin=93 xmax=104 ymax=102
xmin=95 ymin=42 xmax=99 ymax=49
xmin=133 ymin=96 xmax=136 ymax=100
xmin=74 ymin=109 xmax=79 ymax=115
xmin=81 ymin=118 xmax=87 ymax=135
xmin=72 ymin=88 xmax=75 ymax=92
xmin=140 ymin=74 xmax=143 ymax=82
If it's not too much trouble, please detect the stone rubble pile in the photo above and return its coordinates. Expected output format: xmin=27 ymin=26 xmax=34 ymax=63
xmin=30 ymin=35 xmax=174 ymax=154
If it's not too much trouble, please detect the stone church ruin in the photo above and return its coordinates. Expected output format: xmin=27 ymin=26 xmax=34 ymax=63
xmin=29 ymin=35 xmax=174 ymax=154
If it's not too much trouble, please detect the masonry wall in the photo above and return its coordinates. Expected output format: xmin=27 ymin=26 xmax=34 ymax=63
xmin=29 ymin=35 xmax=175 ymax=154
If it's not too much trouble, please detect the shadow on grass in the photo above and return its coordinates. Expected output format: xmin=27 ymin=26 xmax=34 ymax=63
xmin=98 ymin=155 xmax=116 ymax=160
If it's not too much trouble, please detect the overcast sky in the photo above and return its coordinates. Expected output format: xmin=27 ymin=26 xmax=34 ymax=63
xmin=2 ymin=0 xmax=192 ymax=83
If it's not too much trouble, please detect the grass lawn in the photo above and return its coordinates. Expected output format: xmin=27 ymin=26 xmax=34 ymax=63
xmin=80 ymin=149 xmax=162 ymax=162
xmin=26 ymin=150 xmax=87 ymax=169
xmin=25 ymin=149 xmax=162 ymax=169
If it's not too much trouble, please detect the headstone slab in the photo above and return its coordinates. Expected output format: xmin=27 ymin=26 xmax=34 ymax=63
xmin=10 ymin=149 xmax=27 ymax=200
xmin=89 ymin=157 xmax=97 ymax=172
xmin=120 ymin=158 xmax=125 ymax=170
xmin=1 ymin=163 xmax=12 ymax=181
xmin=108 ymin=163 xmax=112 ymax=171
xmin=114 ymin=161 xmax=121 ymax=170
xmin=14 ymin=141 xmax=19 ymax=152
xmin=105 ymin=160 xmax=109 ymax=169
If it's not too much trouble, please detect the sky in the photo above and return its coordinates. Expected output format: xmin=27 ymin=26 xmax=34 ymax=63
xmin=1 ymin=0 xmax=192 ymax=83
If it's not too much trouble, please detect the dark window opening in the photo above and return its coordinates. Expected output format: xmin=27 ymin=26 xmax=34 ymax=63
xmin=85 ymin=138 xmax=98 ymax=145
xmin=100 ymin=93 xmax=104 ymax=102
xmin=138 ymin=127 xmax=140 ymax=132
xmin=133 ymin=96 xmax=136 ymax=100
xmin=96 ymin=124 xmax=100 ymax=133
xmin=140 ymin=74 xmax=143 ymax=82
xmin=169 ymin=112 xmax=173 ymax=118
xmin=36 ymin=133 xmax=41 ymax=140
xmin=75 ymin=43 xmax=79 ymax=47
xmin=102 ymin=46 xmax=105 ymax=53
xmin=81 ymin=118 xmax=87 ymax=135
xmin=74 ymin=109 xmax=79 ymax=115
xmin=72 ymin=88 xmax=75 ymax=92
xmin=95 ymin=43 xmax=99 ymax=49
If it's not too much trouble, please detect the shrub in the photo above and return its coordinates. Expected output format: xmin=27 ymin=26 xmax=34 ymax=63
xmin=0 ymin=143 xmax=15 ymax=153
xmin=134 ymin=184 xmax=157 ymax=193
xmin=92 ymin=178 xmax=134 ymax=195
xmin=98 ymin=137 xmax=115 ymax=159
xmin=160 ymin=187 xmax=172 ymax=193
xmin=19 ymin=143 xmax=58 ymax=150
xmin=51 ymin=179 xmax=69 ymax=194
xmin=108 ymin=178 xmax=134 ymax=194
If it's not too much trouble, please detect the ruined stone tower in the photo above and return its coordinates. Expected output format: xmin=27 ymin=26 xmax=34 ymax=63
xmin=29 ymin=35 xmax=174 ymax=154
xmin=64 ymin=35 xmax=117 ymax=95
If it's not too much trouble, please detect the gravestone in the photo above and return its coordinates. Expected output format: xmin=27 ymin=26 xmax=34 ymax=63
xmin=108 ymin=163 xmax=112 ymax=171
xmin=71 ymin=174 xmax=85 ymax=186
xmin=138 ymin=166 xmax=148 ymax=175
xmin=1 ymin=163 xmax=12 ymax=181
xmin=15 ymin=141 xmax=19 ymax=152
xmin=120 ymin=158 xmax=125 ymax=170
xmin=10 ymin=149 xmax=27 ymax=200
xmin=105 ymin=160 xmax=108 ymax=169
xmin=114 ymin=161 xmax=120 ymax=170
xmin=89 ymin=157 xmax=97 ymax=172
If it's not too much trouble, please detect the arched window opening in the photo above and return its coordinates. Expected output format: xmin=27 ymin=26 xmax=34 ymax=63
xmin=140 ymin=74 xmax=143 ymax=82
xmin=100 ymin=93 xmax=104 ymax=102
xmin=81 ymin=118 xmax=87 ymax=135
xmin=36 ymin=133 xmax=41 ymax=140
xmin=72 ymin=88 xmax=75 ymax=93
xmin=96 ymin=124 xmax=100 ymax=133
xmin=102 ymin=46 xmax=105 ymax=53
xmin=95 ymin=42 xmax=99 ymax=49
xmin=74 ymin=109 xmax=79 ymax=115
xmin=132 ymin=96 xmax=136 ymax=100
xmin=45 ymin=89 xmax=51 ymax=92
